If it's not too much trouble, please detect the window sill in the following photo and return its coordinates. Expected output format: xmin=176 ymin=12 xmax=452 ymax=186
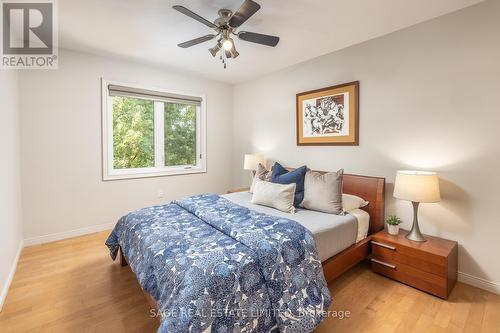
xmin=103 ymin=167 xmax=206 ymax=181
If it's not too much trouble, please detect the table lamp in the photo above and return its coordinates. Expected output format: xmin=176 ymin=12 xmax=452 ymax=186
xmin=243 ymin=154 xmax=266 ymax=176
xmin=393 ymin=170 xmax=441 ymax=242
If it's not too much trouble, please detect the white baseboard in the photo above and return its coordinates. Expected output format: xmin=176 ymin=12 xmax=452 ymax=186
xmin=458 ymin=271 xmax=500 ymax=295
xmin=0 ymin=240 xmax=24 ymax=312
xmin=23 ymin=222 xmax=115 ymax=246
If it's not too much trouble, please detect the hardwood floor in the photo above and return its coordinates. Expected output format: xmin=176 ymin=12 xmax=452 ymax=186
xmin=1 ymin=231 xmax=499 ymax=333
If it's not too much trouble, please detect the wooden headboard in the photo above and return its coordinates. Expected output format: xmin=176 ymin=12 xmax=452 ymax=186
xmin=343 ymin=173 xmax=385 ymax=235
xmin=286 ymin=168 xmax=385 ymax=235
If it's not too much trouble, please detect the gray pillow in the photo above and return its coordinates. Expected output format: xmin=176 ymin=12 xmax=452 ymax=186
xmin=300 ymin=169 xmax=344 ymax=214
xmin=249 ymin=163 xmax=272 ymax=193
xmin=251 ymin=180 xmax=296 ymax=214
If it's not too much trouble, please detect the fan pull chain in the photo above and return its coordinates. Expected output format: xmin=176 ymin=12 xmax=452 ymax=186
xmin=220 ymin=49 xmax=227 ymax=69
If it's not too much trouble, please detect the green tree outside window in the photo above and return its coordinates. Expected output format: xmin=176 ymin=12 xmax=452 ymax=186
xmin=164 ymin=102 xmax=197 ymax=167
xmin=112 ymin=97 xmax=155 ymax=169
xmin=112 ymin=96 xmax=197 ymax=169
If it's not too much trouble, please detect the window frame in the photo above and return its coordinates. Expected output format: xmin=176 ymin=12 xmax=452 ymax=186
xmin=101 ymin=78 xmax=207 ymax=181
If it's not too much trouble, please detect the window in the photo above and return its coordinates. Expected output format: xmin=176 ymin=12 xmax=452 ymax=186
xmin=102 ymin=80 xmax=206 ymax=180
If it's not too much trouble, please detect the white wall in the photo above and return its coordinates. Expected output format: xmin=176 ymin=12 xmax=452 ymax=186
xmin=232 ymin=0 xmax=500 ymax=288
xmin=19 ymin=49 xmax=233 ymax=241
xmin=0 ymin=71 xmax=23 ymax=310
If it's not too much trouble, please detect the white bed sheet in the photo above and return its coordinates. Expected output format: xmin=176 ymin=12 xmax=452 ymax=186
xmin=222 ymin=191 xmax=370 ymax=262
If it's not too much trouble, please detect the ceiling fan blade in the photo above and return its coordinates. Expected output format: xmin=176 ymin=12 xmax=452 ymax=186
xmin=229 ymin=0 xmax=261 ymax=28
xmin=238 ymin=31 xmax=280 ymax=47
xmin=178 ymin=34 xmax=216 ymax=48
xmin=173 ymin=5 xmax=217 ymax=29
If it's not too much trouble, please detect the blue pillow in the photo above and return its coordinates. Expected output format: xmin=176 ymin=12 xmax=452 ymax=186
xmin=271 ymin=162 xmax=307 ymax=207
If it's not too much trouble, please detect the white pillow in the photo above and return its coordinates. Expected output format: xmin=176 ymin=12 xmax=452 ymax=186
xmin=342 ymin=193 xmax=369 ymax=211
xmin=251 ymin=180 xmax=296 ymax=214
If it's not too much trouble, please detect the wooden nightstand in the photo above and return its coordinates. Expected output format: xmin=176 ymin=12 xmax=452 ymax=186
xmin=226 ymin=187 xmax=250 ymax=194
xmin=370 ymin=230 xmax=458 ymax=299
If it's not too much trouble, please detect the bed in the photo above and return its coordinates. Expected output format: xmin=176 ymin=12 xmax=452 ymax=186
xmin=106 ymin=171 xmax=385 ymax=333
xmin=224 ymin=172 xmax=385 ymax=283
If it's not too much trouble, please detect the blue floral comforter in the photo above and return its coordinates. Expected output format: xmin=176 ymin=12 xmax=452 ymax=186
xmin=106 ymin=194 xmax=331 ymax=333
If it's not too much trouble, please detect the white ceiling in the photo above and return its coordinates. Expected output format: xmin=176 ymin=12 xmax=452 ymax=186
xmin=59 ymin=0 xmax=483 ymax=83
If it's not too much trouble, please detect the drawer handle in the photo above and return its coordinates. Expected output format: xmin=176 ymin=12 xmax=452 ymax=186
xmin=371 ymin=258 xmax=397 ymax=269
xmin=372 ymin=241 xmax=396 ymax=251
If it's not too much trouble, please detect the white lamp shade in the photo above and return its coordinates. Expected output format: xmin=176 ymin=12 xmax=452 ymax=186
xmin=243 ymin=154 xmax=266 ymax=170
xmin=394 ymin=171 xmax=441 ymax=203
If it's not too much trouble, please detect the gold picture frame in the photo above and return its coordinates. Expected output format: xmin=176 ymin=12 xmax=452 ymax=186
xmin=296 ymin=81 xmax=359 ymax=146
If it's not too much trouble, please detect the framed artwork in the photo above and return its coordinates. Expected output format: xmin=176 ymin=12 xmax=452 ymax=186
xmin=296 ymin=81 xmax=359 ymax=146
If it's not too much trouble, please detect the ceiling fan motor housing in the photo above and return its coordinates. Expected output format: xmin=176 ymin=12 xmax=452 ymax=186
xmin=214 ymin=9 xmax=232 ymax=28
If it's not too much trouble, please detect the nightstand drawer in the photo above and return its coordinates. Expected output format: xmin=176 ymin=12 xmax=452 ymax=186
xmin=371 ymin=258 xmax=448 ymax=299
xmin=372 ymin=241 xmax=447 ymax=277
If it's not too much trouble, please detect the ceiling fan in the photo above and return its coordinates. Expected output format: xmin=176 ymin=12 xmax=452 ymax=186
xmin=173 ymin=0 xmax=280 ymax=68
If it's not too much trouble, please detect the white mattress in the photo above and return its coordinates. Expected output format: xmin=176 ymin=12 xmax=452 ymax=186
xmin=222 ymin=192 xmax=370 ymax=262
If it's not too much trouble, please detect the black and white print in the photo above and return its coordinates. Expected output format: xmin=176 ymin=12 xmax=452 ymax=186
xmin=302 ymin=93 xmax=349 ymax=137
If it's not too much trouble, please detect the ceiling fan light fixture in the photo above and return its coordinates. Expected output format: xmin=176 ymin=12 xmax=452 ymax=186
xmin=209 ymin=43 xmax=221 ymax=57
xmin=222 ymin=38 xmax=233 ymax=51
xmin=229 ymin=47 xmax=239 ymax=59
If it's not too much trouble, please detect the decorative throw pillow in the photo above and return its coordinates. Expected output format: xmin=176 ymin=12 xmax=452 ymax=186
xmin=271 ymin=162 xmax=307 ymax=207
xmin=249 ymin=163 xmax=272 ymax=193
xmin=300 ymin=169 xmax=344 ymax=214
xmin=342 ymin=193 xmax=369 ymax=211
xmin=251 ymin=180 xmax=296 ymax=214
